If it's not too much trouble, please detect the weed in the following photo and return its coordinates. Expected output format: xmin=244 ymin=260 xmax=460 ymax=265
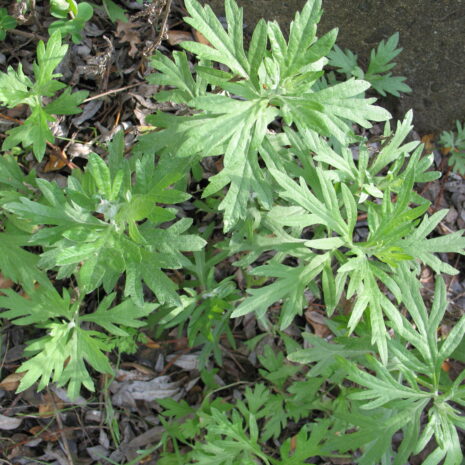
xmin=0 ymin=1 xmax=464 ymax=463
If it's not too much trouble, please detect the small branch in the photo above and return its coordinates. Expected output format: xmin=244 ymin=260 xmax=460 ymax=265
xmin=143 ymin=0 xmax=173 ymax=57
xmin=0 ymin=112 xmax=22 ymax=125
xmin=82 ymin=81 xmax=144 ymax=103
xmin=8 ymin=28 xmax=47 ymax=42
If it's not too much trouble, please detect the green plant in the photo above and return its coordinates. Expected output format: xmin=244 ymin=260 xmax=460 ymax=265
xmin=157 ymin=356 xmax=331 ymax=465
xmin=49 ymin=0 xmax=94 ymax=43
xmin=0 ymin=32 xmax=88 ymax=160
xmin=328 ymin=33 xmax=412 ymax=97
xmin=138 ymin=2 xmax=463 ymax=461
xmin=439 ymin=120 xmax=465 ymax=174
xmin=0 ymin=279 xmax=155 ymax=399
xmin=0 ymin=155 xmax=49 ymax=293
xmin=47 ymin=0 xmax=145 ymax=35
xmin=137 ymin=0 xmax=391 ymax=231
xmin=153 ymin=230 xmax=239 ymax=367
xmin=137 ymin=1 xmax=463 ymax=360
xmin=230 ymin=113 xmax=464 ymax=360
xmin=3 ymin=131 xmax=205 ymax=305
xmin=292 ymin=268 xmax=465 ymax=465
xmin=0 ymin=132 xmax=205 ymax=398
xmin=0 ymin=7 xmax=16 ymax=40
xmin=157 ymin=269 xmax=465 ymax=465
xmin=102 ymin=0 xmax=130 ymax=22
xmin=103 ymin=0 xmax=152 ymax=23
xmin=1 ymin=2 xmax=464 ymax=463
xmin=183 ymin=406 xmax=332 ymax=465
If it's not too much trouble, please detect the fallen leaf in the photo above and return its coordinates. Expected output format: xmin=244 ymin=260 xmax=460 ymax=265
xmin=4 ymin=434 xmax=32 ymax=460
xmin=0 ymin=273 xmax=14 ymax=289
xmin=0 ymin=413 xmax=22 ymax=430
xmin=5 ymin=104 xmax=28 ymax=119
xmin=442 ymin=146 xmax=460 ymax=157
xmin=304 ymin=308 xmax=331 ymax=338
xmin=44 ymin=152 xmax=68 ymax=172
xmin=120 ymin=426 xmax=163 ymax=461
xmin=65 ymin=142 xmax=94 ymax=160
xmin=38 ymin=392 xmax=64 ymax=418
xmin=0 ymin=372 xmax=24 ymax=391
xmin=114 ymin=368 xmax=153 ymax=382
xmin=192 ymin=29 xmax=211 ymax=46
xmin=0 ymin=273 xmax=14 ymax=296
xmin=143 ymin=337 xmax=161 ymax=349
xmin=166 ymin=353 xmax=199 ymax=371
xmin=119 ymin=362 xmax=157 ymax=376
xmin=116 ymin=20 xmax=141 ymax=57
xmin=29 ymin=425 xmax=60 ymax=442
xmin=421 ymin=133 xmax=435 ymax=152
xmin=166 ymin=29 xmax=194 ymax=46
xmin=87 ymin=445 xmax=109 ymax=461
xmin=110 ymin=375 xmax=182 ymax=407
xmin=72 ymin=100 xmax=103 ymax=127
xmin=289 ymin=434 xmax=297 ymax=454
xmin=85 ymin=409 xmax=103 ymax=423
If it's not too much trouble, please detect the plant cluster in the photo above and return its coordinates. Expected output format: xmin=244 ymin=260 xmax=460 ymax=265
xmin=439 ymin=120 xmax=465 ymax=175
xmin=0 ymin=31 xmax=88 ymax=160
xmin=327 ymin=32 xmax=412 ymax=97
xmin=49 ymin=0 xmax=148 ymax=42
xmin=1 ymin=0 xmax=464 ymax=463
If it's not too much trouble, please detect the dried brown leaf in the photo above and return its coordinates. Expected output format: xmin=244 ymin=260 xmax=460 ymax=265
xmin=116 ymin=20 xmax=142 ymax=58
xmin=29 ymin=425 xmax=61 ymax=442
xmin=0 ymin=273 xmax=14 ymax=293
xmin=37 ymin=392 xmax=64 ymax=418
xmin=192 ymin=29 xmax=211 ymax=46
xmin=0 ymin=372 xmax=24 ymax=391
xmin=119 ymin=362 xmax=157 ymax=376
xmin=166 ymin=29 xmax=194 ymax=46
xmin=166 ymin=353 xmax=199 ymax=371
xmin=304 ymin=308 xmax=331 ymax=338
xmin=44 ymin=153 xmax=68 ymax=173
